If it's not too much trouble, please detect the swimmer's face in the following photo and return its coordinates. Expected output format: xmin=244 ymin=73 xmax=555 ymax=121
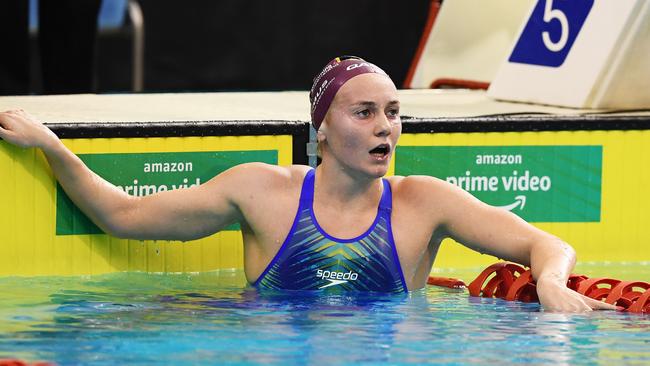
xmin=320 ymin=73 xmax=401 ymax=178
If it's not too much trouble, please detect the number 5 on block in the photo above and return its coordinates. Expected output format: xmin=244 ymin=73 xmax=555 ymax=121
xmin=488 ymin=0 xmax=650 ymax=109
xmin=509 ymin=0 xmax=593 ymax=67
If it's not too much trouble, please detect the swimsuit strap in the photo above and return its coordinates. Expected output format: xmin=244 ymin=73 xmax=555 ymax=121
xmin=300 ymin=168 xmax=316 ymax=204
xmin=378 ymin=178 xmax=392 ymax=214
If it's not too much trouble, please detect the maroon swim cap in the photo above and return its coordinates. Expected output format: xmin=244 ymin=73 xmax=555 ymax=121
xmin=309 ymin=56 xmax=389 ymax=130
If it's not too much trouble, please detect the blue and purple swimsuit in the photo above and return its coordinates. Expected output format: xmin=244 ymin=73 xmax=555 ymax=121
xmin=254 ymin=169 xmax=407 ymax=293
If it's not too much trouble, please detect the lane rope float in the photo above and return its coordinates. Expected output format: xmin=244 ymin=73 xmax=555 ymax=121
xmin=428 ymin=262 xmax=650 ymax=313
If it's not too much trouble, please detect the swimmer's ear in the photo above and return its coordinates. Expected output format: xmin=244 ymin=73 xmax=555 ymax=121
xmin=316 ymin=121 xmax=328 ymax=143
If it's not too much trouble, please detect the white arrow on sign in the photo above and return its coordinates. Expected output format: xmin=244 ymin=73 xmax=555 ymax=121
xmin=497 ymin=195 xmax=527 ymax=211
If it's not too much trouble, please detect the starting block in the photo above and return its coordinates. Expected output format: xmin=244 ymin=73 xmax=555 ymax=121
xmin=488 ymin=0 xmax=650 ymax=109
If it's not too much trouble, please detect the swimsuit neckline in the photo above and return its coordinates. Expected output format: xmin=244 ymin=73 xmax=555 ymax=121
xmin=306 ymin=169 xmax=391 ymax=243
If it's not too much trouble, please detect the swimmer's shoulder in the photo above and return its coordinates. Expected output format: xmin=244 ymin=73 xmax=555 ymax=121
xmin=386 ymin=174 xmax=467 ymax=207
xmin=219 ymin=162 xmax=310 ymax=191
xmin=386 ymin=174 xmax=453 ymax=192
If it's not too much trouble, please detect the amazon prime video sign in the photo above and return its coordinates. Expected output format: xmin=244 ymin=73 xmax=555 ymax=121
xmin=395 ymin=145 xmax=602 ymax=222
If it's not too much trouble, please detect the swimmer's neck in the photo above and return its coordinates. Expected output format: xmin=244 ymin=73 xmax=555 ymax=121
xmin=314 ymin=163 xmax=383 ymax=209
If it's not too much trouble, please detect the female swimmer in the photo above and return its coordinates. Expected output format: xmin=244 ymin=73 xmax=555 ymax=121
xmin=0 ymin=56 xmax=617 ymax=312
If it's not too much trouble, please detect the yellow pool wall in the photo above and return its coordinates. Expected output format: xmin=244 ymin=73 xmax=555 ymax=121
xmin=1 ymin=128 xmax=649 ymax=276
xmin=0 ymin=135 xmax=292 ymax=276
xmin=391 ymin=130 xmax=650 ymax=269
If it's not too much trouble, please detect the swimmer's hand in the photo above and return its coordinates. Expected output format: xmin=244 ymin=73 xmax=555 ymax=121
xmin=536 ymin=275 xmax=619 ymax=312
xmin=0 ymin=109 xmax=58 ymax=150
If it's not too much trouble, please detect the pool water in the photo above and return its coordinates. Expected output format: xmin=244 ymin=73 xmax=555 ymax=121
xmin=0 ymin=265 xmax=648 ymax=365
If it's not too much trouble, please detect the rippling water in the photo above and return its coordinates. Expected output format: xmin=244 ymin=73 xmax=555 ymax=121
xmin=0 ymin=268 xmax=648 ymax=365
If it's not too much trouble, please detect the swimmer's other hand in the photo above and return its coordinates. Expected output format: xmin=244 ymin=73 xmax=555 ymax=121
xmin=0 ymin=109 xmax=58 ymax=150
xmin=536 ymin=276 xmax=619 ymax=312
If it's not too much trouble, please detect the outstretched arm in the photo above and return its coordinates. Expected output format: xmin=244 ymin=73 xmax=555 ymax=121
xmin=0 ymin=109 xmax=243 ymax=241
xmin=420 ymin=176 xmax=617 ymax=312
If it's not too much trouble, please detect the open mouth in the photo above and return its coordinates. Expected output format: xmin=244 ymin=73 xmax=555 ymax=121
xmin=369 ymin=144 xmax=391 ymax=158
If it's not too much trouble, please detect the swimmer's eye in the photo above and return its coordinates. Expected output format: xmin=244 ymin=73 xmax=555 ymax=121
xmin=355 ymin=109 xmax=371 ymax=118
xmin=387 ymin=108 xmax=400 ymax=118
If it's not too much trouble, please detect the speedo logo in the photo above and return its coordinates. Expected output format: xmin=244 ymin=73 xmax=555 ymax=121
xmin=316 ymin=269 xmax=359 ymax=289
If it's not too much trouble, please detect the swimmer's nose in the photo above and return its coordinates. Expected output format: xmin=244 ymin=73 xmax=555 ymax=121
xmin=374 ymin=113 xmax=392 ymax=137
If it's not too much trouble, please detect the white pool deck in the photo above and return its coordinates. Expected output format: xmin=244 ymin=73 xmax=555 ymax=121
xmin=1 ymin=90 xmax=647 ymax=124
